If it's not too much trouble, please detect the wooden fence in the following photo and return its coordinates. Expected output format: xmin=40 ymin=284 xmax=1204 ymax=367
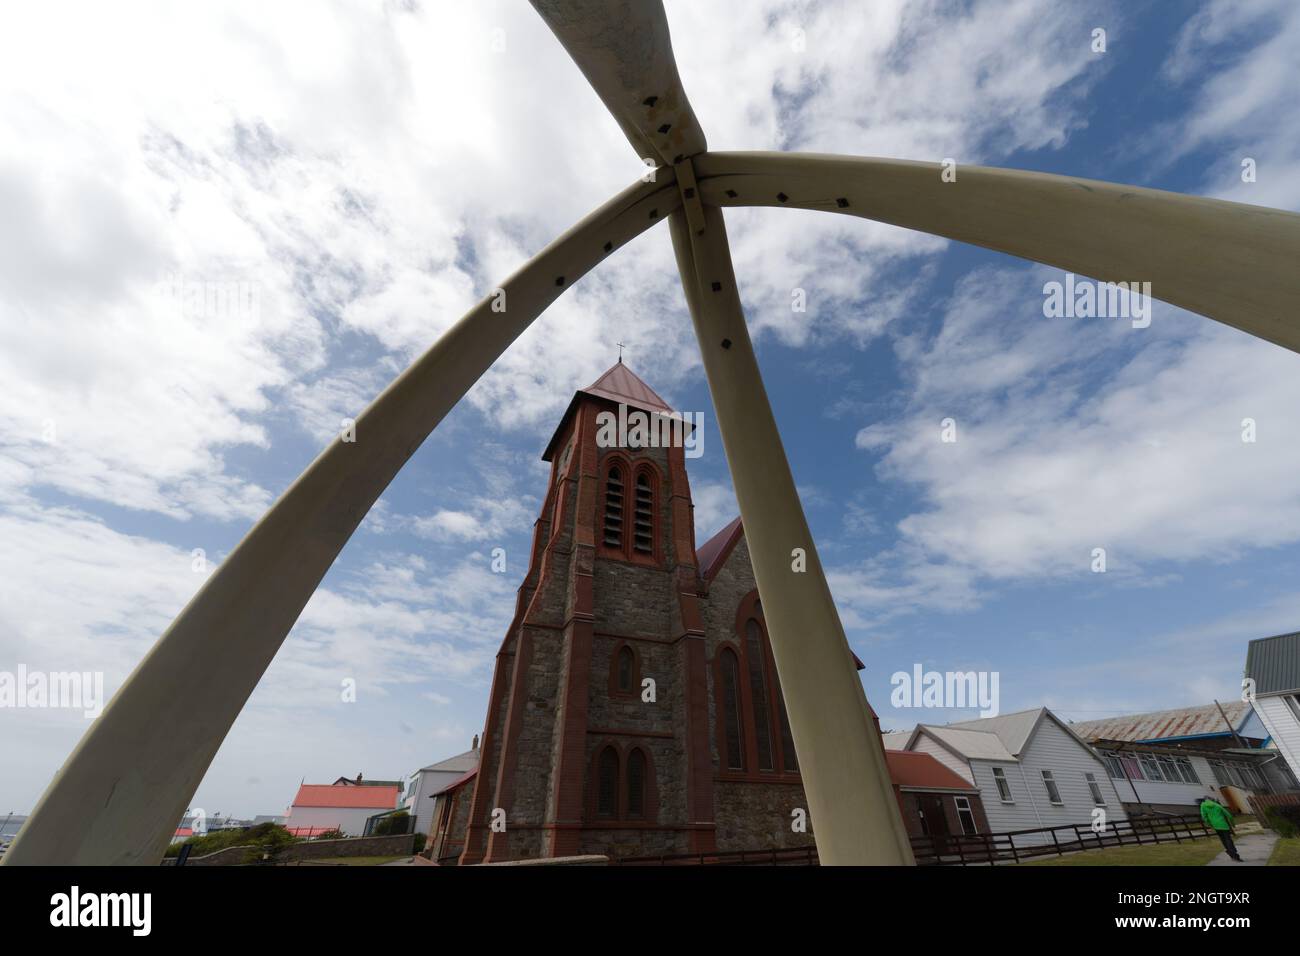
xmin=910 ymin=813 xmax=1212 ymax=865
xmin=609 ymin=813 xmax=1214 ymax=866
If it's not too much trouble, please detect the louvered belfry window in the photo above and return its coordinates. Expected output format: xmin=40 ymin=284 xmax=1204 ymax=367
xmin=597 ymin=748 xmax=618 ymax=818
xmin=626 ymin=749 xmax=646 ymax=819
xmin=720 ymin=648 xmax=745 ymax=771
xmin=633 ymin=472 xmax=653 ymax=554
xmin=745 ymin=620 xmax=774 ymax=771
xmin=603 ymin=466 xmax=624 ymax=549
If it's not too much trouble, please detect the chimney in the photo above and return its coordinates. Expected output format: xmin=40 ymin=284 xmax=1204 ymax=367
xmin=355 ymin=772 xmax=363 ymax=784
xmin=472 ymin=734 xmax=480 ymax=751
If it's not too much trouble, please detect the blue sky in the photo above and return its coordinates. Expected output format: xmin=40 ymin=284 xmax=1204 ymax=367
xmin=3 ymin=0 xmax=1300 ymax=818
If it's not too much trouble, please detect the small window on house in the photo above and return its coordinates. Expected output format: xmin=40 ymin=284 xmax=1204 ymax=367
xmin=954 ymin=796 xmax=977 ymax=835
xmin=1210 ymin=760 xmax=1232 ymax=787
xmin=1041 ymin=769 xmax=1063 ymax=805
xmin=720 ymin=649 xmax=745 ymax=771
xmin=1156 ymin=755 xmax=1182 ymax=783
xmin=992 ymin=767 xmax=1013 ymax=803
xmin=626 ymin=749 xmax=646 ymax=819
xmin=603 ymin=466 xmax=624 ymax=549
xmin=1085 ymin=772 xmax=1105 ymax=806
xmin=1176 ymin=757 xmax=1200 ymax=785
xmin=616 ymin=646 xmax=634 ymax=693
xmin=596 ymin=747 xmax=619 ymax=818
xmin=633 ymin=472 xmax=653 ymax=554
xmin=745 ymin=620 xmax=774 ymax=771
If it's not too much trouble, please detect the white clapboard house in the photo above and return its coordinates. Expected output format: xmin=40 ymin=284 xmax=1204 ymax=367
xmin=1245 ymin=631 xmax=1300 ymax=787
xmin=883 ymin=707 xmax=1128 ymax=845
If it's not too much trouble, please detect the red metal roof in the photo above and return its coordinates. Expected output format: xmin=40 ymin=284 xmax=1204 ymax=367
xmin=290 ymin=783 xmax=400 ymax=810
xmin=885 ymin=749 xmax=977 ymax=792
xmin=697 ymin=516 xmax=743 ymax=581
xmin=581 ymin=361 xmax=674 ymax=414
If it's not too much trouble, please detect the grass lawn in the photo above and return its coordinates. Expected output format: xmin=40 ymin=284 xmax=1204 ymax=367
xmin=1026 ymin=837 xmax=1222 ymax=866
xmin=1267 ymin=838 xmax=1300 ymax=866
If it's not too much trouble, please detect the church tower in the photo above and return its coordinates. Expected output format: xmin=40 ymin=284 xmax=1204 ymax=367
xmin=453 ymin=363 xmax=815 ymax=863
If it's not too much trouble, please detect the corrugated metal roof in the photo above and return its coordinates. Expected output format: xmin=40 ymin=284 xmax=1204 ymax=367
xmin=944 ymin=708 xmax=1046 ymax=756
xmin=1071 ymin=701 xmax=1251 ymax=742
xmin=921 ymin=726 xmax=1017 ymax=762
xmin=420 ymin=749 xmax=479 ymax=774
xmin=1245 ymin=631 xmax=1300 ymax=696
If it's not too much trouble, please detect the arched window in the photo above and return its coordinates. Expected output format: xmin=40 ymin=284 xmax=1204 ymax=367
xmin=745 ymin=620 xmax=774 ymax=771
xmin=596 ymin=747 xmax=619 ymax=819
xmin=719 ymin=648 xmax=745 ymax=771
xmin=626 ymin=749 xmax=647 ymax=819
xmin=612 ymin=644 xmax=636 ymax=696
xmin=603 ymin=465 xmax=624 ymax=549
xmin=633 ymin=471 xmax=654 ymax=554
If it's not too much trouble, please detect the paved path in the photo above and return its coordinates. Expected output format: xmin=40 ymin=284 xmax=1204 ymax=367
xmin=1206 ymin=831 xmax=1277 ymax=866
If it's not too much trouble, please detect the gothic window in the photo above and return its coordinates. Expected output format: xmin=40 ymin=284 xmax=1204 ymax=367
xmin=603 ymin=465 xmax=624 ymax=549
xmin=745 ymin=619 xmax=774 ymax=771
xmin=626 ymin=749 xmax=646 ymax=819
xmin=611 ymin=644 xmax=638 ymax=697
xmin=776 ymin=687 xmax=798 ymax=772
xmin=720 ymin=593 xmax=800 ymax=777
xmin=596 ymin=747 xmax=619 ymax=818
xmin=633 ymin=470 xmax=654 ymax=554
xmin=719 ymin=648 xmax=745 ymax=771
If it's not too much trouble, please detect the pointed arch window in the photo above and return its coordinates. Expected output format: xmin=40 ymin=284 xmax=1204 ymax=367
xmin=745 ymin=620 xmax=774 ymax=771
xmin=718 ymin=593 xmax=800 ymax=777
xmin=610 ymin=643 xmax=639 ymax=698
xmin=589 ymin=744 xmax=657 ymax=823
xmin=602 ymin=465 xmax=624 ymax=549
xmin=719 ymin=648 xmax=745 ymax=771
xmin=633 ymin=470 xmax=654 ymax=555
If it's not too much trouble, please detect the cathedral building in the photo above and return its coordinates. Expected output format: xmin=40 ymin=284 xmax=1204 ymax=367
xmin=427 ymin=363 xmax=983 ymax=863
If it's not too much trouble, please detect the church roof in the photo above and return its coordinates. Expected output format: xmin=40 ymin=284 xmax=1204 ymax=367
xmin=696 ymin=516 xmax=743 ymax=581
xmin=582 ymin=361 xmax=674 ymax=414
xmin=696 ymin=516 xmax=866 ymax=672
xmin=542 ymin=361 xmax=676 ymax=461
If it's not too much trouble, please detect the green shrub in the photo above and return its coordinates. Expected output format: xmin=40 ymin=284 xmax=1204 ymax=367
xmin=413 ymin=832 xmax=427 ymax=854
xmin=165 ymin=822 xmax=299 ymax=859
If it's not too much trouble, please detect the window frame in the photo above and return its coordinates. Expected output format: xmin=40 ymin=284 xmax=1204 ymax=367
xmin=1084 ymin=771 xmax=1105 ymax=806
xmin=954 ymin=795 xmax=978 ymax=835
xmin=1040 ymin=769 xmax=1064 ymax=806
xmin=716 ymin=591 xmax=800 ymax=779
xmin=991 ymin=766 xmax=1014 ymax=803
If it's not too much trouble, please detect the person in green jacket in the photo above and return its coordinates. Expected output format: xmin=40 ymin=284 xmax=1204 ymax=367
xmin=1198 ymin=797 xmax=1241 ymax=861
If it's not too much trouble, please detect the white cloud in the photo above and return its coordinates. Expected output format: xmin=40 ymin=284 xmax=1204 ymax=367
xmin=852 ymin=265 xmax=1300 ymax=593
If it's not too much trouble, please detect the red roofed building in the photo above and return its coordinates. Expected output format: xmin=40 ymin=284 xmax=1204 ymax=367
xmin=886 ymin=749 xmax=989 ymax=851
xmin=285 ymin=780 xmax=401 ymax=837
